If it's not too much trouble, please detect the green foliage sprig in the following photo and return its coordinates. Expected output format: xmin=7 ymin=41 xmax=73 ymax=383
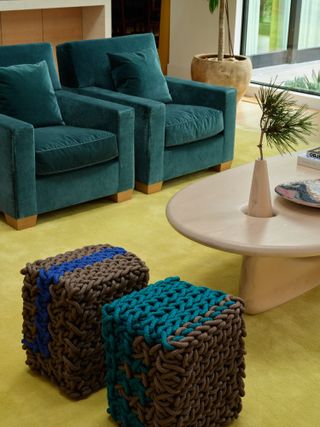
xmin=255 ymin=83 xmax=317 ymax=160
xmin=208 ymin=0 xmax=219 ymax=13
xmin=285 ymin=70 xmax=320 ymax=93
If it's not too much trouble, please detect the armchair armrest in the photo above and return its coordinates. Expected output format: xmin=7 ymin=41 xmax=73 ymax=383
xmin=166 ymin=77 xmax=236 ymax=108
xmin=76 ymin=87 xmax=166 ymax=185
xmin=56 ymin=90 xmax=134 ymax=133
xmin=56 ymin=90 xmax=135 ymax=192
xmin=0 ymin=114 xmax=36 ymax=218
xmin=77 ymin=86 xmax=164 ymax=110
xmin=166 ymin=77 xmax=236 ymax=162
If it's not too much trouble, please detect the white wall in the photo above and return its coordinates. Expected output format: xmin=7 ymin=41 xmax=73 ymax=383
xmin=168 ymin=0 xmax=243 ymax=79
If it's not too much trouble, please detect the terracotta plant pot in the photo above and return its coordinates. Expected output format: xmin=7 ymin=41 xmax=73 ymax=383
xmin=191 ymin=54 xmax=252 ymax=102
xmin=247 ymin=159 xmax=273 ymax=218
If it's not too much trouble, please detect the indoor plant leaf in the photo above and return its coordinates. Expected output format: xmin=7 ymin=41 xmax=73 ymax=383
xmin=208 ymin=0 xmax=219 ymax=13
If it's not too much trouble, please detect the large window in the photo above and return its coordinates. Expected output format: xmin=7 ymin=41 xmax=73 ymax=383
xmin=242 ymin=0 xmax=320 ymax=95
xmin=245 ymin=0 xmax=291 ymax=56
xmin=298 ymin=0 xmax=320 ymax=49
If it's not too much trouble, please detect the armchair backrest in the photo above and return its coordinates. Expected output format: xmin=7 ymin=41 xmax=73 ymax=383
xmin=0 ymin=42 xmax=61 ymax=90
xmin=56 ymin=33 xmax=157 ymax=89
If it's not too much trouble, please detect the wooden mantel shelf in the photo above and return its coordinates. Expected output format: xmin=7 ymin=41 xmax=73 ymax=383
xmin=0 ymin=0 xmax=111 ymax=46
xmin=0 ymin=1 xmax=110 ymax=12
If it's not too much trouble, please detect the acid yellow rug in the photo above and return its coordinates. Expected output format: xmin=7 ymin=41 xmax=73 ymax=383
xmin=0 ymin=128 xmax=319 ymax=427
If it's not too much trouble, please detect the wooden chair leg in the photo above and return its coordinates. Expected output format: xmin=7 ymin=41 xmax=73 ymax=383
xmin=212 ymin=160 xmax=233 ymax=172
xmin=4 ymin=213 xmax=37 ymax=230
xmin=135 ymin=181 xmax=163 ymax=194
xmin=109 ymin=189 xmax=133 ymax=203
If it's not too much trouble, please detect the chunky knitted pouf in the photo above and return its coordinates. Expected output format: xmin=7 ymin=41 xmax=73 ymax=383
xmin=21 ymin=244 xmax=149 ymax=399
xmin=102 ymin=276 xmax=246 ymax=427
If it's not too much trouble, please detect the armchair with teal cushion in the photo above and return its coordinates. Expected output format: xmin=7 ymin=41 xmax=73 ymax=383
xmin=0 ymin=43 xmax=135 ymax=230
xmin=56 ymin=33 xmax=236 ymax=194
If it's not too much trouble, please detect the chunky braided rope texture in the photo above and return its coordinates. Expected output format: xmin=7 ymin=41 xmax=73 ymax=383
xmin=21 ymin=244 xmax=149 ymax=399
xmin=102 ymin=277 xmax=246 ymax=427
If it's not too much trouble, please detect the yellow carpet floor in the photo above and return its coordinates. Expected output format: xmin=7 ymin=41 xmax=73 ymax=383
xmin=0 ymin=128 xmax=319 ymax=427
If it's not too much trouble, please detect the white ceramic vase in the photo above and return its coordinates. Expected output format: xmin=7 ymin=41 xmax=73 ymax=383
xmin=247 ymin=159 xmax=273 ymax=218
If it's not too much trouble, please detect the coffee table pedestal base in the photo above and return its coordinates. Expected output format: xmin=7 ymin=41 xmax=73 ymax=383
xmin=239 ymin=255 xmax=320 ymax=314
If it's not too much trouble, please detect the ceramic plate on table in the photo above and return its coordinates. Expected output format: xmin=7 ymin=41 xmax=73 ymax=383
xmin=275 ymin=179 xmax=320 ymax=208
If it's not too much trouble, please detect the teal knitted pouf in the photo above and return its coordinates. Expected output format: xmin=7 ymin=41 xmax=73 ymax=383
xmin=102 ymin=276 xmax=246 ymax=427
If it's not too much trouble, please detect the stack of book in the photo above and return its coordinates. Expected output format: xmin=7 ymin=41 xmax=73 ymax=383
xmin=297 ymin=147 xmax=320 ymax=170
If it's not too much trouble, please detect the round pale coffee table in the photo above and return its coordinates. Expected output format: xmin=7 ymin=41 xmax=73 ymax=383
xmin=166 ymin=154 xmax=320 ymax=314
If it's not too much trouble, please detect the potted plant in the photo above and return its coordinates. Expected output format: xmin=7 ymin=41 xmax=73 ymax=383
xmin=247 ymin=83 xmax=317 ymax=218
xmin=191 ymin=0 xmax=252 ymax=102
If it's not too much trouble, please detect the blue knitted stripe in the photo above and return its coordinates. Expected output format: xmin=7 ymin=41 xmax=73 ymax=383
xmin=102 ymin=277 xmax=234 ymax=426
xmin=22 ymin=246 xmax=126 ymax=358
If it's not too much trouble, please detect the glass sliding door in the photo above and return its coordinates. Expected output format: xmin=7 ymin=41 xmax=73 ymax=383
xmin=243 ymin=0 xmax=292 ymax=67
xmin=245 ymin=0 xmax=291 ymax=56
xmin=242 ymin=0 xmax=320 ymax=95
xmin=298 ymin=0 xmax=320 ymax=49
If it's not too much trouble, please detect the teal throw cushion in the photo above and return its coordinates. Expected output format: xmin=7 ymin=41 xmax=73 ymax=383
xmin=0 ymin=61 xmax=64 ymax=127
xmin=108 ymin=48 xmax=172 ymax=103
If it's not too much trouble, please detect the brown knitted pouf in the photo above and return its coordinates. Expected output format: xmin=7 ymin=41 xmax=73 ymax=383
xmin=102 ymin=277 xmax=246 ymax=427
xmin=21 ymin=244 xmax=149 ymax=399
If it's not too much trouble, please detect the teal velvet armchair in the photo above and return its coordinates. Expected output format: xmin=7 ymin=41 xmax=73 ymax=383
xmin=0 ymin=43 xmax=135 ymax=229
xmin=56 ymin=33 xmax=237 ymax=194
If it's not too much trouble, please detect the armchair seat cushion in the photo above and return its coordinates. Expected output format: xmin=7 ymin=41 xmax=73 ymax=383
xmin=165 ymin=104 xmax=224 ymax=148
xmin=35 ymin=126 xmax=118 ymax=176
